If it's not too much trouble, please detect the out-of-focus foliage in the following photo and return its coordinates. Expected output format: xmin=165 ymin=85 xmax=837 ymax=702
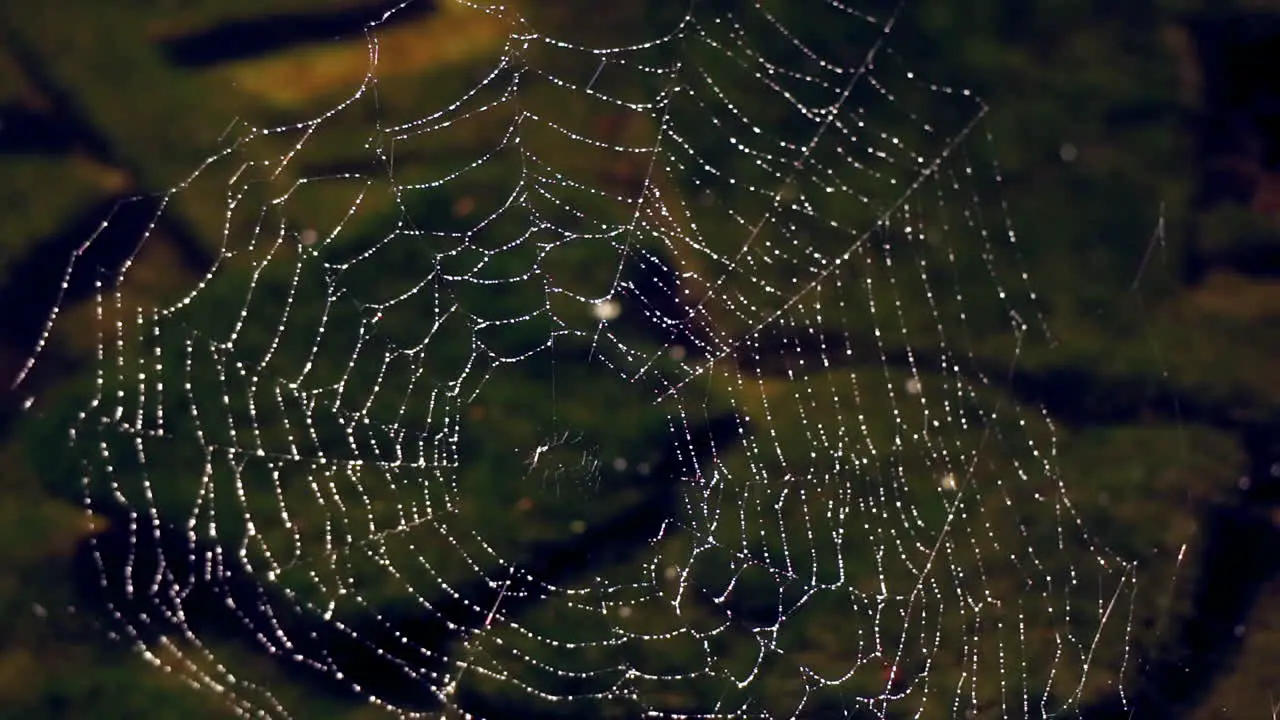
xmin=0 ymin=0 xmax=1276 ymax=717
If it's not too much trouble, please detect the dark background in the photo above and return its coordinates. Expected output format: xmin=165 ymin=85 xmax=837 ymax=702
xmin=0 ymin=0 xmax=1276 ymax=717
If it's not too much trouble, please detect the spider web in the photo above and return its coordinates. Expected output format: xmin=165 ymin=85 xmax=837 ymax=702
xmin=25 ymin=0 xmax=1138 ymax=717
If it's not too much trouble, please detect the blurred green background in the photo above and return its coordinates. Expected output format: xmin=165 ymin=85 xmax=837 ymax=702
xmin=0 ymin=0 xmax=1276 ymax=718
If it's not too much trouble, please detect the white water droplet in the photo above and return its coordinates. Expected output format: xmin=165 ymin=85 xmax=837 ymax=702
xmin=592 ymin=299 xmax=621 ymax=322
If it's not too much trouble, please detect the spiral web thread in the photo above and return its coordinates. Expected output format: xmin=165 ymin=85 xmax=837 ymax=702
xmin=38 ymin=0 xmax=1137 ymax=717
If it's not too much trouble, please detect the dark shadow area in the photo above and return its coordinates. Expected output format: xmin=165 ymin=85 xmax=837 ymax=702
xmin=1186 ymin=13 xmax=1280 ymax=282
xmin=0 ymin=197 xmax=161 ymax=356
xmin=0 ymin=197 xmax=211 ymax=368
xmin=0 ymin=105 xmax=78 ymax=155
xmin=161 ymin=0 xmax=437 ymax=68
xmin=70 ymin=412 xmax=746 ymax=714
xmin=1190 ymin=240 xmax=1280 ymax=281
xmin=614 ymin=251 xmax=719 ymax=359
xmin=1191 ymin=14 xmax=1280 ymax=202
xmin=4 ymin=42 xmax=118 ymax=163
